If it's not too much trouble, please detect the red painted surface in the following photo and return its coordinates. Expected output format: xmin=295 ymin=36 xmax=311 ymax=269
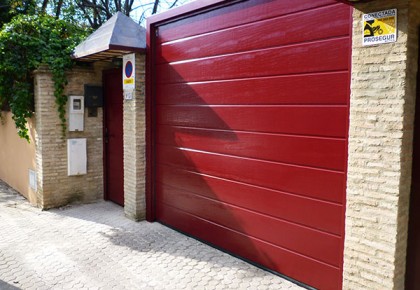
xmin=156 ymin=4 xmax=350 ymax=62
xmin=155 ymin=0 xmax=341 ymax=44
xmin=104 ymin=69 xmax=124 ymax=206
xmin=158 ymin=182 xmax=341 ymax=266
xmin=157 ymin=164 xmax=343 ymax=234
xmin=158 ymin=205 xmax=342 ymax=288
xmin=157 ymin=144 xmax=345 ymax=203
xmin=157 ymin=105 xmax=347 ymax=138
xmin=148 ymin=0 xmax=352 ymax=289
xmin=157 ymin=72 xmax=349 ymax=105
xmin=405 ymin=35 xmax=420 ymax=290
xmin=156 ymin=38 xmax=349 ymax=84
xmin=157 ymin=125 xmax=346 ymax=171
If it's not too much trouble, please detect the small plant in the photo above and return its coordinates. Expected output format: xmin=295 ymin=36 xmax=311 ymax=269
xmin=0 ymin=14 xmax=89 ymax=141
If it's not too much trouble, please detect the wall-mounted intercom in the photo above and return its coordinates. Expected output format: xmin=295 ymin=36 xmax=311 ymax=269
xmin=69 ymin=95 xmax=84 ymax=131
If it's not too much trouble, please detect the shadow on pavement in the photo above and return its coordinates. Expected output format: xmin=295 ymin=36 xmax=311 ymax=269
xmin=50 ymin=201 xmax=273 ymax=279
xmin=0 ymin=280 xmax=22 ymax=290
xmin=0 ymin=180 xmax=25 ymax=205
xmin=0 ymin=180 xmax=301 ymax=289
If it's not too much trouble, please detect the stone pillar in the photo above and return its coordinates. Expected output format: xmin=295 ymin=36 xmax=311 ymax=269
xmin=343 ymin=0 xmax=420 ymax=289
xmin=123 ymin=53 xmax=147 ymax=221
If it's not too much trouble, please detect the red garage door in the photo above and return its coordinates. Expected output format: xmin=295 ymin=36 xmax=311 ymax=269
xmin=148 ymin=1 xmax=351 ymax=289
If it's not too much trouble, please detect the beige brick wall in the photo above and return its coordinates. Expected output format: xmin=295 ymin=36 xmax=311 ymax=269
xmin=343 ymin=0 xmax=420 ymax=288
xmin=34 ymin=63 xmax=108 ymax=208
xmin=123 ymin=53 xmax=147 ymax=221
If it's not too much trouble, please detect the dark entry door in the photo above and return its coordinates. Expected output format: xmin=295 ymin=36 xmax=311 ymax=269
xmin=104 ymin=68 xmax=124 ymax=206
xmin=405 ymin=36 xmax=420 ymax=290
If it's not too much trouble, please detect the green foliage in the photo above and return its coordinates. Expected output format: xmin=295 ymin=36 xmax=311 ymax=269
xmin=0 ymin=14 xmax=89 ymax=141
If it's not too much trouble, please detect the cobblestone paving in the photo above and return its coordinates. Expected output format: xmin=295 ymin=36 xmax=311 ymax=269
xmin=0 ymin=180 xmax=304 ymax=290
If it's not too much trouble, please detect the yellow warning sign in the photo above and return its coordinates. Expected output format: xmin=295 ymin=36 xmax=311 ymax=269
xmin=363 ymin=9 xmax=397 ymax=46
xmin=124 ymin=79 xmax=134 ymax=85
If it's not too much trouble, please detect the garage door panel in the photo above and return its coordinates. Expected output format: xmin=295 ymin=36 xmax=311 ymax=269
xmin=157 ymin=125 xmax=346 ymax=171
xmin=157 ymin=72 xmax=349 ymax=106
xmin=157 ymin=164 xmax=343 ymax=235
xmin=152 ymin=1 xmax=350 ymax=288
xmin=157 ymin=4 xmax=350 ymax=64
xmin=157 ymin=106 xmax=347 ymax=138
xmin=157 ymin=204 xmax=342 ymax=290
xmin=157 ymin=38 xmax=349 ymax=84
xmin=157 ymin=0 xmax=340 ymax=45
xmin=157 ymin=145 xmax=345 ymax=203
xmin=158 ymin=182 xmax=342 ymax=266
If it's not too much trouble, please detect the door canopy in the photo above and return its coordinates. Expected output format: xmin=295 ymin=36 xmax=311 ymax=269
xmin=72 ymin=12 xmax=146 ymax=62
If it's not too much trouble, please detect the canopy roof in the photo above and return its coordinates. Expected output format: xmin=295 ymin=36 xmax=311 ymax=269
xmin=72 ymin=12 xmax=146 ymax=62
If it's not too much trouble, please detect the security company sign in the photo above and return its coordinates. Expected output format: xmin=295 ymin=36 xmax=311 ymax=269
xmin=363 ymin=9 xmax=397 ymax=46
xmin=123 ymin=53 xmax=135 ymax=92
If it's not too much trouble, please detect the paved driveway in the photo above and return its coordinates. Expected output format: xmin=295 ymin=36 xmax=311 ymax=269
xmin=0 ymin=180 xmax=304 ymax=290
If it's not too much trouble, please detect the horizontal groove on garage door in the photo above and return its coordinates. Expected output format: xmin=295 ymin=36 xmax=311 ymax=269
xmin=156 ymin=72 xmax=349 ymax=105
xmin=157 ymin=4 xmax=349 ymax=63
xmin=156 ymin=105 xmax=348 ymax=138
xmin=156 ymin=0 xmax=340 ymax=44
xmin=157 ymin=125 xmax=346 ymax=171
xmin=156 ymin=145 xmax=345 ymax=204
xmin=156 ymin=164 xmax=343 ymax=235
xmin=157 ymin=182 xmax=341 ymax=266
xmin=156 ymin=38 xmax=349 ymax=84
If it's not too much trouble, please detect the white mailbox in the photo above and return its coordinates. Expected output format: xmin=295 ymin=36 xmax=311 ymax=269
xmin=69 ymin=95 xmax=84 ymax=131
xmin=67 ymin=138 xmax=87 ymax=176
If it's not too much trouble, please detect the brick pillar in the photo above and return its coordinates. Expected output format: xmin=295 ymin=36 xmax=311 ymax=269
xmin=123 ymin=53 xmax=147 ymax=221
xmin=343 ymin=1 xmax=420 ymax=289
xmin=33 ymin=66 xmax=51 ymax=207
xmin=33 ymin=65 xmax=104 ymax=209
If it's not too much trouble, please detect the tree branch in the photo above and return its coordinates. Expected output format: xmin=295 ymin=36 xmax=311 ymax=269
xmin=55 ymin=0 xmax=63 ymax=18
xmin=169 ymin=0 xmax=178 ymax=9
xmin=76 ymin=1 xmax=95 ymax=28
xmin=41 ymin=0 xmax=49 ymax=13
xmin=152 ymin=0 xmax=159 ymax=14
